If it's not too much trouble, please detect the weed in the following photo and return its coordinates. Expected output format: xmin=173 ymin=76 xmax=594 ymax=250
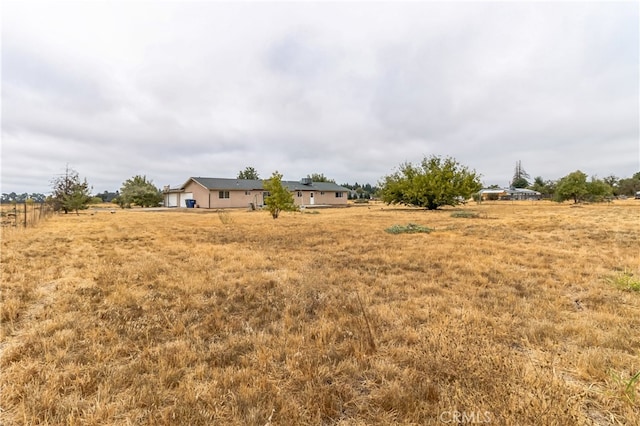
xmin=450 ymin=210 xmax=482 ymax=218
xmin=355 ymin=291 xmax=376 ymax=353
xmin=385 ymin=223 xmax=432 ymax=234
xmin=217 ymin=209 xmax=233 ymax=224
xmin=612 ymin=369 xmax=640 ymax=403
xmin=627 ymin=370 xmax=640 ymax=401
xmin=608 ymin=268 xmax=640 ymax=292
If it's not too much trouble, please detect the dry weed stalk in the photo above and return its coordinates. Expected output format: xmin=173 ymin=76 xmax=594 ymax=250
xmin=355 ymin=291 xmax=376 ymax=353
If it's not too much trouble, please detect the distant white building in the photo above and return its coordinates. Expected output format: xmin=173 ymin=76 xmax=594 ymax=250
xmin=477 ymin=188 xmax=541 ymax=201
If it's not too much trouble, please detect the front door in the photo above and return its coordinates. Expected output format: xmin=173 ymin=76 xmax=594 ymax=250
xmin=309 ymin=192 xmax=315 ymax=205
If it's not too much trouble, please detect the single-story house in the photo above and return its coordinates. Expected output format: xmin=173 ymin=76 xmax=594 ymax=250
xmin=163 ymin=177 xmax=350 ymax=209
xmin=477 ymin=188 xmax=541 ymax=201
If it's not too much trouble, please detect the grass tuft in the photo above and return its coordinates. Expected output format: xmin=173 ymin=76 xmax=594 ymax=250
xmin=627 ymin=370 xmax=640 ymax=402
xmin=608 ymin=269 xmax=640 ymax=292
xmin=217 ymin=209 xmax=233 ymax=224
xmin=385 ymin=223 xmax=432 ymax=234
xmin=450 ymin=210 xmax=482 ymax=218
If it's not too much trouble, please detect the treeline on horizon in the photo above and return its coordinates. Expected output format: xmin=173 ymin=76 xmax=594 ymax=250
xmin=2 ymin=165 xmax=640 ymax=204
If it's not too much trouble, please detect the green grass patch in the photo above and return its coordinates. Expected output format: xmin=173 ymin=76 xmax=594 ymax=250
xmin=608 ymin=269 xmax=640 ymax=292
xmin=612 ymin=369 xmax=640 ymax=403
xmin=451 ymin=210 xmax=480 ymax=219
xmin=627 ymin=370 xmax=640 ymax=402
xmin=385 ymin=223 xmax=432 ymax=234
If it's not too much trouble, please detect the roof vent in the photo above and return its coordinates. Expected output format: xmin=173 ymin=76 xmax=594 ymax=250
xmin=301 ymin=177 xmax=312 ymax=185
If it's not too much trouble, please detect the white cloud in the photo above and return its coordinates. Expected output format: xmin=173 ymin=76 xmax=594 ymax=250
xmin=1 ymin=1 xmax=638 ymax=194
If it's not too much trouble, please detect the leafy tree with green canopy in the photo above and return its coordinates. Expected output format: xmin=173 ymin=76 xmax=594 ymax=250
xmin=96 ymin=190 xmax=119 ymax=202
xmin=50 ymin=166 xmax=92 ymax=214
xmin=530 ymin=176 xmax=546 ymax=193
xmin=307 ymin=173 xmax=335 ymax=183
xmin=616 ymin=172 xmax=640 ymax=196
xmin=511 ymin=160 xmax=530 ymax=188
xmin=554 ymin=170 xmax=589 ymax=203
xmin=531 ymin=176 xmax=556 ymax=198
xmin=65 ymin=181 xmax=93 ymax=214
xmin=263 ymin=171 xmax=297 ymax=219
xmin=603 ymin=175 xmax=618 ymax=189
xmin=379 ymin=155 xmax=482 ymax=210
xmin=119 ymin=175 xmax=163 ymax=208
xmin=586 ymin=176 xmax=613 ymax=202
xmin=237 ymin=166 xmax=260 ymax=180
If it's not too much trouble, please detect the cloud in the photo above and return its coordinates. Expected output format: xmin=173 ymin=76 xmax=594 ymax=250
xmin=1 ymin=1 xmax=638 ymax=194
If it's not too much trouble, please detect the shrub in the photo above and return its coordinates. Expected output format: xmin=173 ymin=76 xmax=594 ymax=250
xmin=451 ymin=210 xmax=481 ymax=218
xmin=217 ymin=209 xmax=233 ymax=224
xmin=385 ymin=223 xmax=432 ymax=234
xmin=608 ymin=269 xmax=640 ymax=292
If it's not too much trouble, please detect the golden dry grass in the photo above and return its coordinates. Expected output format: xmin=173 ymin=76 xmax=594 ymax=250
xmin=1 ymin=201 xmax=639 ymax=425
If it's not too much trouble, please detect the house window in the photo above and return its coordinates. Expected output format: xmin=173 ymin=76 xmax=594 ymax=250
xmin=320 ymin=191 xmax=325 ymax=195
xmin=335 ymin=192 xmax=344 ymax=198
xmin=245 ymin=191 xmax=251 ymax=196
xmin=219 ymin=191 xmax=230 ymax=199
xmin=297 ymin=191 xmax=302 ymax=197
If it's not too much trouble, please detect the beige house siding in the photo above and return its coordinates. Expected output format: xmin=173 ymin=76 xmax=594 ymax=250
xmin=165 ymin=177 xmax=349 ymax=209
xmin=313 ymin=190 xmax=347 ymax=206
xmin=183 ymin=181 xmax=211 ymax=208
xmin=208 ymin=190 xmax=265 ymax=209
xmin=293 ymin=190 xmax=347 ymax=206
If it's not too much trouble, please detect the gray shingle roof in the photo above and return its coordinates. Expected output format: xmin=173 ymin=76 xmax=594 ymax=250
xmin=185 ymin=177 xmax=349 ymax=192
xmin=281 ymin=181 xmax=350 ymax=192
xmin=187 ymin=177 xmax=264 ymax=190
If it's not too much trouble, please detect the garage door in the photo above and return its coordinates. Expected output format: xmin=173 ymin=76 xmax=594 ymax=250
xmin=167 ymin=193 xmax=178 ymax=207
xmin=182 ymin=193 xmax=193 ymax=207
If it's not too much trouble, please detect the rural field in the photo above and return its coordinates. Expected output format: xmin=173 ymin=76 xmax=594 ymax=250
xmin=1 ymin=200 xmax=639 ymax=425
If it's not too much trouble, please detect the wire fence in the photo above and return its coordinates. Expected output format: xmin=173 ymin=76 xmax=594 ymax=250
xmin=1 ymin=202 xmax=55 ymax=230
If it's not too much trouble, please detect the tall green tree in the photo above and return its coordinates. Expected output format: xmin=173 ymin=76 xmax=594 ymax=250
xmin=119 ymin=175 xmax=163 ymax=208
xmin=603 ymin=175 xmax=618 ymax=189
xmin=530 ymin=176 xmax=546 ymax=193
xmin=530 ymin=176 xmax=556 ymax=198
xmin=237 ymin=166 xmax=260 ymax=180
xmin=50 ymin=166 xmax=92 ymax=214
xmin=307 ymin=173 xmax=335 ymax=183
xmin=65 ymin=180 xmax=93 ymax=215
xmin=511 ymin=160 xmax=530 ymax=188
xmin=554 ymin=170 xmax=588 ymax=203
xmin=263 ymin=171 xmax=297 ymax=219
xmin=586 ymin=177 xmax=613 ymax=202
xmin=379 ymin=155 xmax=482 ymax=210
xmin=616 ymin=173 xmax=640 ymax=196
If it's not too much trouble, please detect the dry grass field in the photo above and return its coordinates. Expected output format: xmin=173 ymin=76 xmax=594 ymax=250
xmin=1 ymin=201 xmax=639 ymax=425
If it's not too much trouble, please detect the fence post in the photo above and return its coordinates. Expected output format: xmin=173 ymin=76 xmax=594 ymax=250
xmin=23 ymin=203 xmax=27 ymax=228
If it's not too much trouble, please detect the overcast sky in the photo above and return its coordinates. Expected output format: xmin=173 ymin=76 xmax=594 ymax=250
xmin=2 ymin=1 xmax=638 ymax=194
